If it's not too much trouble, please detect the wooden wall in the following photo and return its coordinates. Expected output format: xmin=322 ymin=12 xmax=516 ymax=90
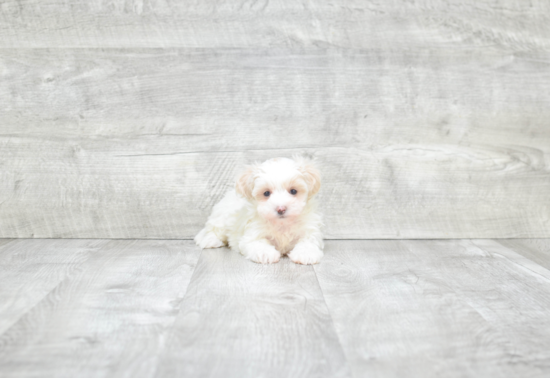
xmin=1 ymin=1 xmax=549 ymax=239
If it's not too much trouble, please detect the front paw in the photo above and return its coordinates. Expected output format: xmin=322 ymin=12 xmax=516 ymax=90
xmin=288 ymin=243 xmax=323 ymax=265
xmin=194 ymin=228 xmax=225 ymax=249
xmin=244 ymin=243 xmax=281 ymax=264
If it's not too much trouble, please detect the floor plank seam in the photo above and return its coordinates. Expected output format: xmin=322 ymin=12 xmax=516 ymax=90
xmin=311 ymin=264 xmax=354 ymax=377
xmin=0 ymin=278 xmax=64 ymax=341
xmin=147 ymin=249 xmax=205 ymax=378
xmin=0 ymin=240 xmax=112 ymax=339
xmin=473 ymin=239 xmax=550 ymax=282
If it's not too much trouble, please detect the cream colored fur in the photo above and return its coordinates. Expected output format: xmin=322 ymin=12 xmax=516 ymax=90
xmin=194 ymin=156 xmax=324 ymax=264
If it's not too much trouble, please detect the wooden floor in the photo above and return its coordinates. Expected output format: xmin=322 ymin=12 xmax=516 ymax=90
xmin=0 ymin=239 xmax=549 ymax=377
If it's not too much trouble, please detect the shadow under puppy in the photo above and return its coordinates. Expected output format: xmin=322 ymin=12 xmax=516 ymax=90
xmin=195 ymin=156 xmax=324 ymax=264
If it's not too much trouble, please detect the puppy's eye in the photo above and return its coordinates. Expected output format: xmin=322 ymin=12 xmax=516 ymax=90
xmin=290 ymin=189 xmax=297 ymax=195
xmin=264 ymin=191 xmax=271 ymax=197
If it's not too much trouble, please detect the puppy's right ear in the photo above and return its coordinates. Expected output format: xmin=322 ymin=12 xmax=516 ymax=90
xmin=235 ymin=164 xmax=258 ymax=199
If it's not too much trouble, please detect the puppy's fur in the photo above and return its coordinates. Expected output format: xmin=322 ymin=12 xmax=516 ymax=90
xmin=195 ymin=156 xmax=324 ymax=264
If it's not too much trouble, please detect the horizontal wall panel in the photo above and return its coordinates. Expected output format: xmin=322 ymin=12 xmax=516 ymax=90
xmin=1 ymin=141 xmax=549 ymax=238
xmin=1 ymin=1 xmax=548 ymax=49
xmin=1 ymin=44 xmax=549 ymax=238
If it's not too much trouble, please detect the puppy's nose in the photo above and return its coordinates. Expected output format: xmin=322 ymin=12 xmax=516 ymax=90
xmin=277 ymin=206 xmax=287 ymax=215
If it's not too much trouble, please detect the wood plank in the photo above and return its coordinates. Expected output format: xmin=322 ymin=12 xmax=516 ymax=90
xmin=1 ymin=48 xmax=549 ymax=238
xmin=471 ymin=239 xmax=550 ymax=280
xmin=0 ymin=240 xmax=201 ymax=378
xmin=156 ymin=247 xmax=350 ymax=378
xmin=0 ymin=239 xmax=15 ymax=250
xmin=0 ymin=239 xmax=108 ymax=335
xmin=496 ymin=239 xmax=550 ymax=270
xmin=315 ymin=240 xmax=550 ymax=378
xmin=0 ymin=1 xmax=548 ymax=48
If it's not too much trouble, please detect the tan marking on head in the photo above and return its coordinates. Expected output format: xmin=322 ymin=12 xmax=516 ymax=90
xmin=293 ymin=156 xmax=321 ymax=197
xmin=235 ymin=164 xmax=259 ymax=200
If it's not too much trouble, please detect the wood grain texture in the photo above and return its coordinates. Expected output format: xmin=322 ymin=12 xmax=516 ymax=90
xmin=315 ymin=239 xmax=550 ymax=378
xmin=1 ymin=46 xmax=549 ymax=238
xmin=0 ymin=240 xmax=201 ymax=378
xmin=156 ymin=247 xmax=350 ymax=378
xmin=0 ymin=239 xmax=15 ymax=250
xmin=1 ymin=239 xmax=549 ymax=377
xmin=0 ymin=239 xmax=108 ymax=334
xmin=496 ymin=239 xmax=550 ymax=270
xmin=1 ymin=1 xmax=549 ymax=49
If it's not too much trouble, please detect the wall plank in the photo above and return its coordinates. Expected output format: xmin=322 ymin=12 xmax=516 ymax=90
xmin=1 ymin=1 xmax=549 ymax=49
xmin=1 ymin=1 xmax=549 ymax=239
xmin=1 ymin=47 xmax=549 ymax=238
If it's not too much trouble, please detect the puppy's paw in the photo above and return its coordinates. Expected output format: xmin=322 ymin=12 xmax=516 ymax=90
xmin=288 ymin=243 xmax=323 ymax=265
xmin=244 ymin=244 xmax=281 ymax=264
xmin=194 ymin=228 xmax=225 ymax=249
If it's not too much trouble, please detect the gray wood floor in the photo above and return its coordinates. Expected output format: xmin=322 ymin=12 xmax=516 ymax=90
xmin=1 ymin=239 xmax=549 ymax=378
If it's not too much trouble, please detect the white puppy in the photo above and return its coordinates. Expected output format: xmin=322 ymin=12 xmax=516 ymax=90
xmin=194 ymin=156 xmax=324 ymax=264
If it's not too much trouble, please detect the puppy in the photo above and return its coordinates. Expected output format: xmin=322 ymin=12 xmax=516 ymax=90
xmin=194 ymin=156 xmax=324 ymax=264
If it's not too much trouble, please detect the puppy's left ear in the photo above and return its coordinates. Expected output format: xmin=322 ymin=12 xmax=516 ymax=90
xmin=295 ymin=156 xmax=321 ymax=197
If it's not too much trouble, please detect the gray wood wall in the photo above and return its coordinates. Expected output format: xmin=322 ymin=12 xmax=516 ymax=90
xmin=1 ymin=1 xmax=549 ymax=239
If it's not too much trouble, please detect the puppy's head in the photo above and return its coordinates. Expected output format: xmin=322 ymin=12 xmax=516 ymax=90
xmin=235 ymin=156 xmax=321 ymax=222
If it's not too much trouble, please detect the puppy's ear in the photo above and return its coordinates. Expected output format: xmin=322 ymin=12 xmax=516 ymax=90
xmin=235 ymin=164 xmax=259 ymax=199
xmin=294 ymin=155 xmax=321 ymax=197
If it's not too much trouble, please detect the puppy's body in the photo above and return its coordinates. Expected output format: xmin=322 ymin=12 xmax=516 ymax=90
xmin=195 ymin=157 xmax=324 ymax=264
